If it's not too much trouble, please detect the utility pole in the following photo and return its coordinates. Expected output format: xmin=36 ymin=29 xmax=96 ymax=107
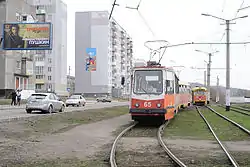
xmin=68 ymin=66 xmax=71 ymax=76
xmin=195 ymin=50 xmax=218 ymax=104
xmin=207 ymin=53 xmax=212 ymax=104
xmin=204 ymin=70 xmax=206 ymax=87
xmin=201 ymin=13 xmax=248 ymax=111
xmin=225 ymin=20 xmax=230 ymax=111
xmin=216 ymin=75 xmax=219 ymax=103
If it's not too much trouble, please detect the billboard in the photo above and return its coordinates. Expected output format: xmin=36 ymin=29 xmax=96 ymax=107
xmin=2 ymin=23 xmax=52 ymax=50
xmin=85 ymin=48 xmax=96 ymax=71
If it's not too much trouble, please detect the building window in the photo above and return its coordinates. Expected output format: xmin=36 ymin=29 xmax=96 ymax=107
xmin=35 ymin=56 xmax=44 ymax=61
xmin=36 ymin=75 xmax=44 ymax=79
xmin=15 ymin=77 xmax=20 ymax=89
xmin=48 ymin=58 xmax=52 ymax=63
xmin=48 ymin=76 xmax=52 ymax=80
xmin=35 ymin=66 xmax=44 ymax=74
xmin=48 ymin=67 xmax=52 ymax=72
xmin=35 ymin=84 xmax=42 ymax=89
xmin=16 ymin=61 xmax=21 ymax=69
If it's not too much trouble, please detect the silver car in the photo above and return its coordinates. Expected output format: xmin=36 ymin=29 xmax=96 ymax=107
xmin=65 ymin=95 xmax=86 ymax=107
xmin=26 ymin=93 xmax=65 ymax=114
xmin=96 ymin=95 xmax=112 ymax=102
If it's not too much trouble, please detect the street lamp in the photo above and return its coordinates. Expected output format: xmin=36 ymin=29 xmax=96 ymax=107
xmin=195 ymin=49 xmax=219 ymax=104
xmin=201 ymin=13 xmax=248 ymax=111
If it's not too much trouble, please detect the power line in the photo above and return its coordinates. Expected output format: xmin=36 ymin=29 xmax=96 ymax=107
xmin=219 ymin=0 xmax=245 ymax=42
xmin=109 ymin=0 xmax=118 ymax=20
xmin=125 ymin=0 xmax=156 ymax=38
xmin=221 ymin=0 xmax=227 ymax=13
xmin=234 ymin=0 xmax=245 ymax=18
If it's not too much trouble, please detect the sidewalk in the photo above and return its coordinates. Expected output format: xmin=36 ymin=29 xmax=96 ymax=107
xmin=0 ymin=104 xmax=26 ymax=110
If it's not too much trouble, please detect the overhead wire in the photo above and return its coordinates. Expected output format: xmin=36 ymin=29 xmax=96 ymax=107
xmin=234 ymin=0 xmax=245 ymax=18
xmin=219 ymin=0 xmax=227 ymax=41
xmin=125 ymin=0 xmax=169 ymax=62
xmin=219 ymin=0 xmax=244 ymax=42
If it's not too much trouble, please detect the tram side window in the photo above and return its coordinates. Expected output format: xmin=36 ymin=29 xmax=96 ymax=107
xmin=175 ymin=77 xmax=179 ymax=94
xmin=179 ymin=86 xmax=183 ymax=94
xmin=166 ymin=80 xmax=174 ymax=94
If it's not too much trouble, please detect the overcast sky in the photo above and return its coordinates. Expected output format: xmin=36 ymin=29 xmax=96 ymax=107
xmin=62 ymin=0 xmax=250 ymax=89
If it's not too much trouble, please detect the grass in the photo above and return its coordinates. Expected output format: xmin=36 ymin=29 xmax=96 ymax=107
xmin=0 ymin=106 xmax=129 ymax=140
xmin=199 ymin=107 xmax=250 ymax=141
xmin=211 ymin=106 xmax=250 ymax=131
xmin=164 ymin=106 xmax=250 ymax=141
xmin=27 ymin=106 xmax=128 ymax=133
xmin=232 ymin=103 xmax=250 ymax=108
xmin=164 ymin=108 xmax=214 ymax=140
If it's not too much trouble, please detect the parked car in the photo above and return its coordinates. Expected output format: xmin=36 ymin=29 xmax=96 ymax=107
xmin=26 ymin=93 xmax=65 ymax=114
xmin=96 ymin=95 xmax=112 ymax=102
xmin=65 ymin=94 xmax=86 ymax=107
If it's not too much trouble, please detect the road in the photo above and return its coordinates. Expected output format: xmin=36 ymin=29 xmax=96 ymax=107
xmin=0 ymin=101 xmax=128 ymax=122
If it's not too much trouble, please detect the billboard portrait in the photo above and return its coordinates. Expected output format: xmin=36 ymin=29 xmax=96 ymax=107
xmin=85 ymin=48 xmax=96 ymax=71
xmin=2 ymin=23 xmax=52 ymax=50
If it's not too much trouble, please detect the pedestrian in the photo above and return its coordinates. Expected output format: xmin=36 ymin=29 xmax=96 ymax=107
xmin=16 ymin=90 xmax=21 ymax=106
xmin=11 ymin=90 xmax=17 ymax=106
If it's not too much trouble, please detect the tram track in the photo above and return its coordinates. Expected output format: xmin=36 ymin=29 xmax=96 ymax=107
xmin=218 ymin=105 xmax=250 ymax=116
xmin=109 ymin=121 xmax=187 ymax=167
xmin=196 ymin=106 xmax=250 ymax=167
xmin=231 ymin=105 xmax=250 ymax=113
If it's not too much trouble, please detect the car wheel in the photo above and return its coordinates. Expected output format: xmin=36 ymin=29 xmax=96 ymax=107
xmin=48 ymin=105 xmax=53 ymax=114
xmin=59 ymin=105 xmax=65 ymax=112
xmin=77 ymin=102 xmax=81 ymax=107
xmin=66 ymin=104 xmax=69 ymax=107
xmin=26 ymin=109 xmax=32 ymax=114
xmin=83 ymin=102 xmax=86 ymax=106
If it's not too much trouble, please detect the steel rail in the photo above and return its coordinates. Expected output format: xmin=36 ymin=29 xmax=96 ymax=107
xmin=196 ymin=106 xmax=240 ymax=167
xmin=157 ymin=121 xmax=187 ymax=167
xmin=219 ymin=105 xmax=250 ymax=116
xmin=110 ymin=122 xmax=138 ymax=167
xmin=110 ymin=120 xmax=187 ymax=167
xmin=208 ymin=106 xmax=250 ymax=135
xmin=231 ymin=105 xmax=250 ymax=113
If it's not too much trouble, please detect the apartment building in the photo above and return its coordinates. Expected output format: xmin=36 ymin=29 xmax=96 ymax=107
xmin=75 ymin=11 xmax=112 ymax=96
xmin=32 ymin=0 xmax=68 ymax=96
xmin=75 ymin=11 xmax=133 ymax=97
xmin=133 ymin=58 xmax=147 ymax=67
xmin=0 ymin=0 xmax=36 ymax=98
xmin=110 ymin=19 xmax=133 ymax=97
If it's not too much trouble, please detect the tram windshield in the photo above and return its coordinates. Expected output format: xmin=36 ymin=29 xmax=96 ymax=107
xmin=194 ymin=91 xmax=206 ymax=95
xmin=133 ymin=70 xmax=163 ymax=95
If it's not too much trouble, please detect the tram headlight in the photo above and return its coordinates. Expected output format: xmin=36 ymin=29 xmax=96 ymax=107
xmin=135 ymin=103 xmax=139 ymax=108
xmin=157 ymin=103 xmax=161 ymax=108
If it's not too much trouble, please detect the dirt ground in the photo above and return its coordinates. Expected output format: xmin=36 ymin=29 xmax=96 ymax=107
xmin=1 ymin=110 xmax=250 ymax=167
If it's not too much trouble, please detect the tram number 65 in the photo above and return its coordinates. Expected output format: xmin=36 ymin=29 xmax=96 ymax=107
xmin=144 ymin=102 xmax=152 ymax=107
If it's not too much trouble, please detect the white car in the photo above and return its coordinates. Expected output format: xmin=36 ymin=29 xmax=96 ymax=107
xmin=26 ymin=93 xmax=65 ymax=114
xmin=65 ymin=95 xmax=86 ymax=107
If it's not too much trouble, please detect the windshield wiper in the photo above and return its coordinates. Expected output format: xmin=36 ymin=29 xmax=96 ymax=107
xmin=141 ymin=87 xmax=148 ymax=94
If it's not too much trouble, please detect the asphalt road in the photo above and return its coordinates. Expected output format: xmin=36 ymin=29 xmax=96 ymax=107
xmin=0 ymin=101 xmax=128 ymax=122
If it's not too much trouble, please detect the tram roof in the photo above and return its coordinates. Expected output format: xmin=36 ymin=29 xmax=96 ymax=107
xmin=192 ymin=86 xmax=207 ymax=91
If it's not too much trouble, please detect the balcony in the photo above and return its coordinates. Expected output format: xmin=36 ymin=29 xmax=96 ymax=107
xmin=121 ymin=33 xmax=125 ymax=39
xmin=36 ymin=79 xmax=45 ymax=84
xmin=17 ymin=84 xmax=35 ymax=90
xmin=15 ymin=58 xmax=34 ymax=77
